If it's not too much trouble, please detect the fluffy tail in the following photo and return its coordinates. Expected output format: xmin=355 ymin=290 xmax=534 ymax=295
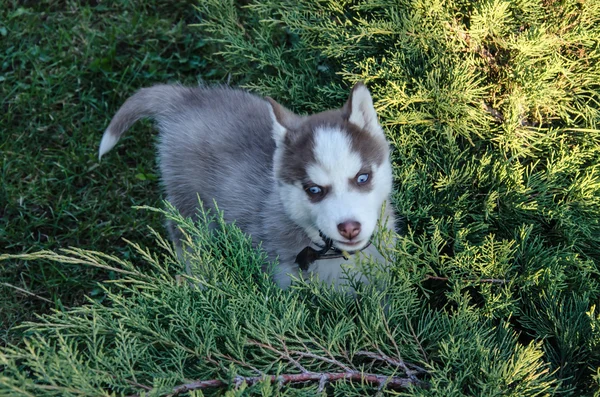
xmin=98 ymin=84 xmax=183 ymax=160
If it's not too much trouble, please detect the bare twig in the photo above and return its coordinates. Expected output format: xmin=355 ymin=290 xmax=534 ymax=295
xmin=126 ymin=371 xmax=423 ymax=396
xmin=198 ymin=338 xmax=428 ymax=397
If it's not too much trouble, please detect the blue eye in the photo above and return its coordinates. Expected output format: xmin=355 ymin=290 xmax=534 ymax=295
xmin=356 ymin=173 xmax=369 ymax=184
xmin=307 ymin=186 xmax=322 ymax=195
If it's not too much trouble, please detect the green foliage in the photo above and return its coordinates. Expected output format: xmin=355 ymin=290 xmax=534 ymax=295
xmin=0 ymin=0 xmax=219 ymax=344
xmin=1 ymin=0 xmax=600 ymax=394
xmin=0 ymin=203 xmax=558 ymax=396
xmin=195 ymin=0 xmax=600 ymax=393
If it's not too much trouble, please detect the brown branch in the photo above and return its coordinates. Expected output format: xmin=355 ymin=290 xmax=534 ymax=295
xmin=123 ymin=338 xmax=430 ymax=396
xmin=126 ymin=371 xmax=423 ymax=396
xmin=423 ymin=275 xmax=508 ymax=284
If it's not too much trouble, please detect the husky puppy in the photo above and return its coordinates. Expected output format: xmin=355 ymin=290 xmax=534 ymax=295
xmin=99 ymin=82 xmax=396 ymax=288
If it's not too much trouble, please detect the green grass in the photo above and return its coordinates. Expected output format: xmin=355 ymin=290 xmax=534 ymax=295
xmin=0 ymin=0 xmax=223 ymax=345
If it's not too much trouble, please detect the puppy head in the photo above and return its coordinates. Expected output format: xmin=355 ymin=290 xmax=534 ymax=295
xmin=266 ymin=83 xmax=393 ymax=250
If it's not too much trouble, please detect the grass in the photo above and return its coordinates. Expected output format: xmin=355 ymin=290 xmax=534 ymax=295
xmin=0 ymin=0 xmax=224 ymax=345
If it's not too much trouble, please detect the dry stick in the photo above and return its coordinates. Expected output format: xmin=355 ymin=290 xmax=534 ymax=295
xmin=126 ymin=372 xmax=420 ymax=397
xmin=423 ymin=275 xmax=507 ymax=284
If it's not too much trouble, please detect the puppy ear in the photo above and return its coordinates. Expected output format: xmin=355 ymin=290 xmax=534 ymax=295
xmin=265 ymin=97 xmax=302 ymax=146
xmin=343 ymin=82 xmax=384 ymax=136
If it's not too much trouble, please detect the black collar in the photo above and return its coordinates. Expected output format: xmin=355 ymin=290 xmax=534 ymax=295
xmin=295 ymin=231 xmax=372 ymax=271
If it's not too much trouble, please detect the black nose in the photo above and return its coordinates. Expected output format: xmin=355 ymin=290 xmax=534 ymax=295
xmin=337 ymin=220 xmax=361 ymax=240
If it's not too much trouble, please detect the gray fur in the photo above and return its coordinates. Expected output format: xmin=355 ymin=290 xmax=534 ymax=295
xmin=100 ymin=83 xmax=396 ymax=288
